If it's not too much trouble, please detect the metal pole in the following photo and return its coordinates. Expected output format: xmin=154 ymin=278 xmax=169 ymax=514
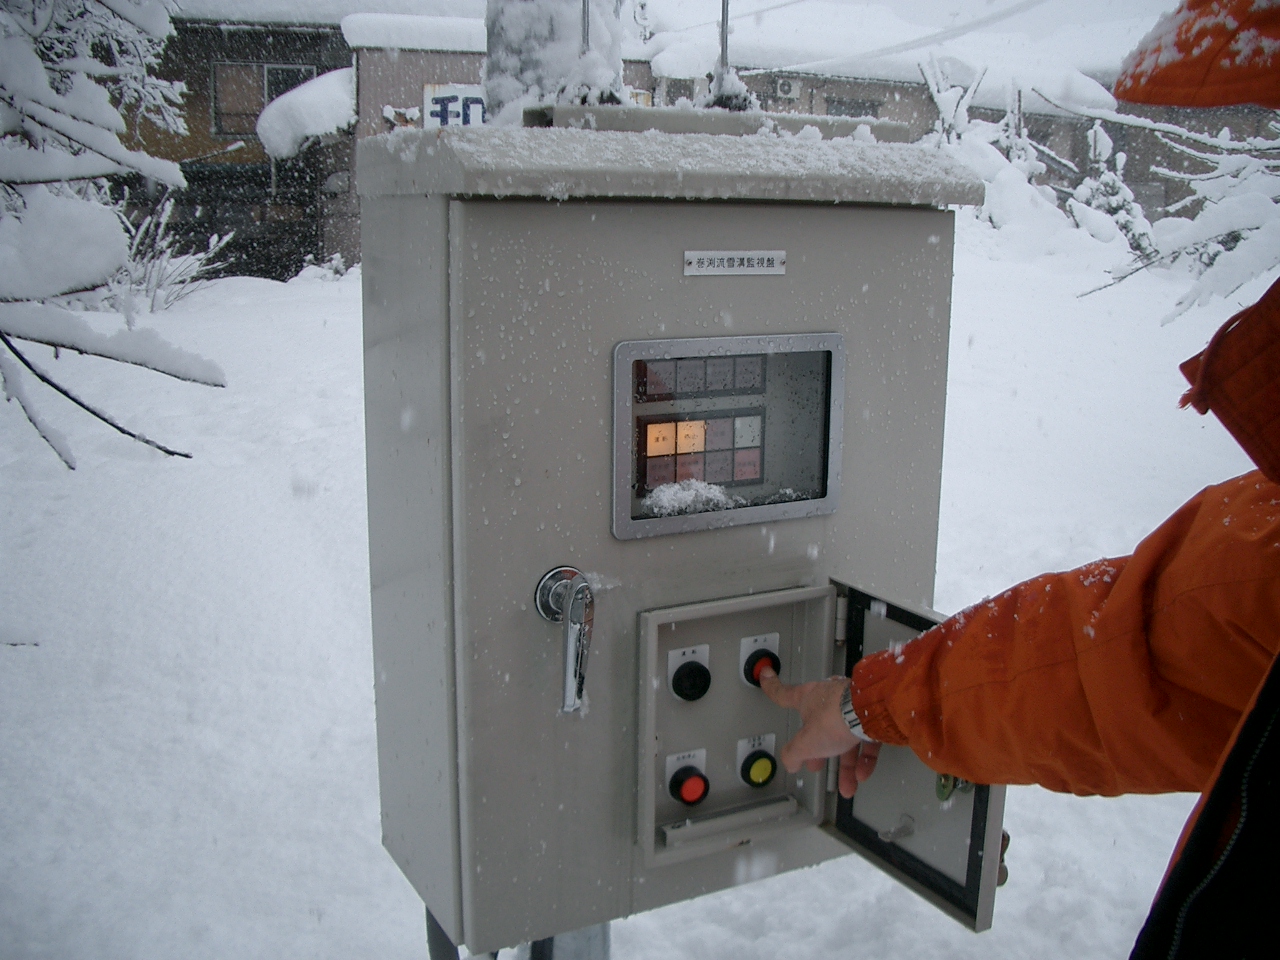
xmin=718 ymin=0 xmax=729 ymax=81
xmin=581 ymin=0 xmax=591 ymax=56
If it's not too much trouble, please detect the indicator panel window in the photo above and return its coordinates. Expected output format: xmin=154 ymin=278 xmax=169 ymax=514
xmin=613 ymin=335 xmax=845 ymax=539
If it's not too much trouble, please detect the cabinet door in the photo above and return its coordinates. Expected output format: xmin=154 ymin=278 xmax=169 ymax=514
xmin=825 ymin=587 xmax=1006 ymax=932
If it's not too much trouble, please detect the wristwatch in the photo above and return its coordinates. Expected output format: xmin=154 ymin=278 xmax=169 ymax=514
xmin=840 ymin=682 xmax=876 ymax=743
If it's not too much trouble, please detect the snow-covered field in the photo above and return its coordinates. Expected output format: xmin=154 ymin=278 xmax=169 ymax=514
xmin=0 ymin=211 xmax=1265 ymax=959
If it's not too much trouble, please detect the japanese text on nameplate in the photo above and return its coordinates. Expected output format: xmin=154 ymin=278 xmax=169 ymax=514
xmin=684 ymin=251 xmax=787 ymax=276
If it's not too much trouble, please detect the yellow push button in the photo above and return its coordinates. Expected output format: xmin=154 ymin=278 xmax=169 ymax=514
xmin=741 ymin=749 xmax=777 ymax=788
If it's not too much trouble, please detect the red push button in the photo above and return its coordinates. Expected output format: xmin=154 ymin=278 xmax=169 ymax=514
xmin=669 ymin=765 xmax=710 ymax=806
xmin=744 ymin=649 xmax=781 ymax=686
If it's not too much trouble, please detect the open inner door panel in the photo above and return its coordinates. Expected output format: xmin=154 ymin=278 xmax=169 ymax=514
xmin=827 ymin=587 xmax=1006 ymax=932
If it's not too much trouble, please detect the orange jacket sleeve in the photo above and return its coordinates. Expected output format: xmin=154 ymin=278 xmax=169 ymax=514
xmin=851 ymin=471 xmax=1280 ymax=796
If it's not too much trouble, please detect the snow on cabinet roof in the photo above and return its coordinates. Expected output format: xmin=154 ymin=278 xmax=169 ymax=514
xmin=341 ymin=14 xmax=485 ymax=52
xmin=357 ymin=125 xmax=985 ymax=208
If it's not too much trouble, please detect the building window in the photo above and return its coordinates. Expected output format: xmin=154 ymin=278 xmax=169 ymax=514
xmin=825 ymin=96 xmax=880 ymax=118
xmin=214 ymin=62 xmax=316 ymax=136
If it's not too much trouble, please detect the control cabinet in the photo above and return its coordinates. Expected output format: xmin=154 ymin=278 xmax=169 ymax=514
xmin=358 ymin=118 xmax=999 ymax=955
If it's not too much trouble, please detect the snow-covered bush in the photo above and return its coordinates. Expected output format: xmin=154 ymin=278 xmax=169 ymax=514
xmin=118 ymin=191 xmax=234 ymax=315
xmin=919 ymin=55 xmax=984 ymax=146
xmin=1 ymin=0 xmax=225 ymax=469
xmin=1067 ymin=121 xmax=1156 ymax=257
xmin=485 ymin=0 xmax=625 ymax=121
xmin=918 ymin=60 xmax=1073 ymax=238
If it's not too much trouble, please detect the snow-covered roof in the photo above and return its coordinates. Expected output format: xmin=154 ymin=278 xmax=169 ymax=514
xmin=175 ymin=0 xmax=483 ymax=27
xmin=357 ymin=125 xmax=985 ymax=207
xmin=341 ymin=14 xmax=485 ymax=52
xmin=641 ymin=0 xmax=1176 ymax=115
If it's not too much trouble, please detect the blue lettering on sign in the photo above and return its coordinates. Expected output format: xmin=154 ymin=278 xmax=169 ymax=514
xmin=430 ymin=95 xmax=461 ymax=126
xmin=461 ymin=96 xmax=487 ymax=125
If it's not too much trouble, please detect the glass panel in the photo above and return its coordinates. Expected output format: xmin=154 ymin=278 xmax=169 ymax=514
xmin=733 ymin=448 xmax=761 ymax=481
xmin=675 ymin=359 xmax=705 ymax=394
xmin=647 ymin=456 xmax=675 ymax=487
xmin=214 ymin=63 xmax=263 ymax=135
xmin=647 ymin=422 xmax=676 ymax=457
xmin=706 ymin=357 xmax=734 ymax=391
xmin=704 ymin=450 xmax=733 ymax=483
xmin=733 ymin=415 xmax=762 ymax=449
xmin=676 ymin=420 xmax=705 ymax=454
xmin=676 ymin=453 xmax=704 ymax=481
xmin=629 ymin=347 xmax=831 ymax=520
xmin=266 ymin=64 xmax=316 ymax=102
xmin=704 ymin=418 xmax=733 ymax=451
xmin=734 ymin=356 xmax=764 ymax=391
xmin=643 ymin=360 xmax=675 ymax=399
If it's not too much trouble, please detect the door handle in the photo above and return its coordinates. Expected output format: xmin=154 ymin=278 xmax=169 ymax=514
xmin=535 ymin=566 xmax=595 ymax=713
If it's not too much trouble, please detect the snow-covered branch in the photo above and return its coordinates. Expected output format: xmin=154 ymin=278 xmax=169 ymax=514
xmin=0 ymin=302 xmax=226 ymax=386
xmin=0 ymin=329 xmax=192 ymax=462
xmin=1031 ymin=89 xmax=1280 ymax=153
xmin=10 ymin=92 xmax=184 ymax=185
xmin=1 ymin=0 xmax=219 ymax=468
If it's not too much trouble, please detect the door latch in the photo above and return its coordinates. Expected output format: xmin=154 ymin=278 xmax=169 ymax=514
xmin=535 ymin=566 xmax=595 ymax=713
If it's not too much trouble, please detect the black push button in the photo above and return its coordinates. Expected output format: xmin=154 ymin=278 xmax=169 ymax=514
xmin=672 ymin=660 xmax=712 ymax=701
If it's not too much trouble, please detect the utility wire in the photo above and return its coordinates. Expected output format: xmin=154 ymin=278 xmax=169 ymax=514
xmin=661 ymin=0 xmax=1054 ymax=76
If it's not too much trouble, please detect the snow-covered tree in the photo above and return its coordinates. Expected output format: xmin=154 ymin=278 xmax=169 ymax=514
xmin=0 ymin=0 xmax=224 ymax=469
xmin=1145 ymin=119 xmax=1280 ymax=320
xmin=919 ymin=55 xmax=984 ymax=146
xmin=1062 ymin=107 xmax=1280 ymax=322
xmin=484 ymin=0 xmax=625 ymax=121
xmin=1068 ymin=120 xmax=1156 ymax=257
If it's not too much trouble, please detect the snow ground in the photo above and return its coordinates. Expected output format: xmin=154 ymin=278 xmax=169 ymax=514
xmin=0 ymin=213 xmax=1265 ymax=959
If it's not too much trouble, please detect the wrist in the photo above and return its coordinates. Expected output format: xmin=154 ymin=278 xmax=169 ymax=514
xmin=839 ymin=682 xmax=877 ymax=743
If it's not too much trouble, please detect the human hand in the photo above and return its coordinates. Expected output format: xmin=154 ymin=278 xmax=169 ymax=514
xmin=757 ymin=668 xmax=880 ymax=799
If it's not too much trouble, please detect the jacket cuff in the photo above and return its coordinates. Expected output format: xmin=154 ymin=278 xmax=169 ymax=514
xmin=850 ymin=649 xmax=911 ymax=745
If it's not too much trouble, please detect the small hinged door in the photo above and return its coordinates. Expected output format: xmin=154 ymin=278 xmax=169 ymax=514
xmin=823 ymin=586 xmax=1006 ymax=932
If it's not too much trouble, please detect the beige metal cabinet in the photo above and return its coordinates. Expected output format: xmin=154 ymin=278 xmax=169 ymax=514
xmin=359 ymin=116 xmax=1001 ymax=955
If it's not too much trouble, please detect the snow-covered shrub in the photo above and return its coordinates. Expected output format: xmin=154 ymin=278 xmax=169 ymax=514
xmin=1 ymin=0 xmax=225 ymax=469
xmin=116 ymin=191 xmax=234 ymax=315
xmin=485 ymin=0 xmax=625 ymax=122
xmin=293 ymin=252 xmax=349 ymax=282
xmin=919 ymin=62 xmax=1071 ymax=237
xmin=707 ymin=66 xmax=757 ymax=113
xmin=919 ymin=55 xmax=984 ymax=146
xmin=1067 ymin=121 xmax=1156 ymax=257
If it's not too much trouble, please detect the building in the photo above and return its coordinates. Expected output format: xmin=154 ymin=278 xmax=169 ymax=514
xmin=133 ymin=7 xmax=1270 ymax=278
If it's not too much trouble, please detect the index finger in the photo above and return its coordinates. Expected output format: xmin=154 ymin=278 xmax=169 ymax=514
xmin=757 ymin=667 xmax=801 ymax=709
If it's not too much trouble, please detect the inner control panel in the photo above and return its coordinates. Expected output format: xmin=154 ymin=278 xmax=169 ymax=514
xmin=612 ymin=335 xmax=845 ymax=540
xmin=637 ymin=585 xmax=836 ymax=867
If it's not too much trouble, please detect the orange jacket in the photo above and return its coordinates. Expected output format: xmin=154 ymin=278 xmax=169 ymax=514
xmin=851 ymin=278 xmax=1280 ymax=797
xmin=851 ymin=470 xmax=1280 ymax=796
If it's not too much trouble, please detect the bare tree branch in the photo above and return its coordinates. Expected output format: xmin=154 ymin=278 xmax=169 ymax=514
xmin=0 ymin=330 xmax=192 ymax=459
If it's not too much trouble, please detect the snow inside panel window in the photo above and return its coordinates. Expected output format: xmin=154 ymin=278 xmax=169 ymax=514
xmin=613 ymin=335 xmax=844 ymax=540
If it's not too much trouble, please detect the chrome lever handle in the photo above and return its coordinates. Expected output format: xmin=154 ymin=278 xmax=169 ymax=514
xmin=535 ymin=566 xmax=595 ymax=713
